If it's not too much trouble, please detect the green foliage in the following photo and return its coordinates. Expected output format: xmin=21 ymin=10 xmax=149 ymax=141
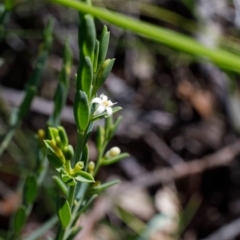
xmin=52 ymin=0 xmax=240 ymax=72
xmin=57 ymin=198 xmax=71 ymax=229
xmin=1 ymin=0 xmax=127 ymax=239
xmin=73 ymin=90 xmax=90 ymax=131
xmin=13 ymin=206 xmax=26 ymax=234
xmin=23 ymin=174 xmax=38 ymax=205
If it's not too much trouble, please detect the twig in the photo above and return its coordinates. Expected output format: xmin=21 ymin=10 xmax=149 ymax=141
xmin=133 ymin=140 xmax=240 ymax=187
xmin=144 ymin=131 xmax=185 ymax=167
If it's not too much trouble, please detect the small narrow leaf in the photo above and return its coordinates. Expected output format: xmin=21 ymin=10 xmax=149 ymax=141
xmin=74 ymin=171 xmax=95 ymax=183
xmin=58 ymin=126 xmax=68 ymax=147
xmin=48 ymin=128 xmax=59 ymax=141
xmin=13 ymin=206 xmax=26 ymax=233
xmin=102 ymin=153 xmax=129 ymax=166
xmin=93 ymin=40 xmax=99 ymax=73
xmin=83 ymin=14 xmax=96 ymax=58
xmin=57 ymin=198 xmax=71 ymax=229
xmin=24 ymin=174 xmax=38 ymax=205
xmin=91 ymin=179 xmax=120 ymax=193
xmin=47 ymin=153 xmax=65 ymax=169
xmin=17 ymin=86 xmax=36 ymax=121
xmin=73 ymin=90 xmax=90 ymax=131
xmin=93 ymin=58 xmax=115 ymax=94
xmin=62 ymin=175 xmax=76 ymax=186
xmin=81 ymin=56 xmax=93 ymax=97
xmin=98 ymin=26 xmax=110 ymax=67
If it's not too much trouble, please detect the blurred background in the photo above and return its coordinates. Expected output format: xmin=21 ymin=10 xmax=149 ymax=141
xmin=1 ymin=0 xmax=240 ymax=239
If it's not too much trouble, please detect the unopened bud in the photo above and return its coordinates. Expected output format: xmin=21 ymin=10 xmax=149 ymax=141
xmin=58 ymin=126 xmax=68 ymax=147
xmin=50 ymin=140 xmax=64 ymax=159
xmin=37 ymin=129 xmax=45 ymax=140
xmin=105 ymin=147 xmax=121 ymax=159
xmin=63 ymin=145 xmax=74 ymax=160
xmin=88 ymin=161 xmax=95 ymax=175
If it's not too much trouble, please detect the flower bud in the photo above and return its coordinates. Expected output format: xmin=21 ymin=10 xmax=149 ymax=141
xmin=37 ymin=129 xmax=45 ymax=140
xmin=88 ymin=161 xmax=95 ymax=175
xmin=58 ymin=126 xmax=68 ymax=147
xmin=56 ymin=136 xmax=62 ymax=149
xmin=50 ymin=140 xmax=64 ymax=160
xmin=105 ymin=147 xmax=121 ymax=159
xmin=63 ymin=145 xmax=74 ymax=161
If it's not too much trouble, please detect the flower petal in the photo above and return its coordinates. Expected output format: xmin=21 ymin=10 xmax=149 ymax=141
xmin=101 ymin=94 xmax=108 ymax=101
xmin=94 ymin=105 xmax=106 ymax=116
xmin=105 ymin=107 xmax=113 ymax=117
xmin=91 ymin=97 xmax=102 ymax=105
xmin=108 ymin=101 xmax=117 ymax=107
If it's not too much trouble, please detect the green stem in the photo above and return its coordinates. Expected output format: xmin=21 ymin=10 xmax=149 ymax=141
xmin=65 ymin=160 xmax=72 ymax=174
xmin=0 ymin=127 xmax=15 ymax=156
xmin=94 ymin=142 xmax=107 ymax=176
xmin=56 ymin=227 xmax=65 ymax=240
xmin=51 ymin=0 xmax=240 ymax=72
xmin=68 ymin=185 xmax=76 ymax=207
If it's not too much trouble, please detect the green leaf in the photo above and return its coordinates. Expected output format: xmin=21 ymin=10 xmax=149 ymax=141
xmin=91 ymin=106 xmax=122 ymax=121
xmin=83 ymin=14 xmax=96 ymax=58
xmin=93 ymin=58 xmax=115 ymax=94
xmin=73 ymin=90 xmax=90 ymax=131
xmin=62 ymin=174 xmax=76 ymax=186
xmin=91 ymin=179 xmax=120 ymax=193
xmin=13 ymin=205 xmax=26 ymax=233
xmin=57 ymin=198 xmax=71 ymax=229
xmin=93 ymin=39 xmax=99 ymax=73
xmin=102 ymin=153 xmax=129 ymax=166
xmin=52 ymin=176 xmax=68 ymax=197
xmin=47 ymin=153 xmax=65 ymax=168
xmin=80 ymin=56 xmax=93 ymax=97
xmin=48 ymin=128 xmax=59 ymax=141
xmin=43 ymin=19 xmax=54 ymax=51
xmin=63 ymin=145 xmax=74 ymax=161
xmin=74 ymin=171 xmax=95 ymax=183
xmin=44 ymin=140 xmax=65 ymax=168
xmin=58 ymin=126 xmax=68 ymax=147
xmin=5 ymin=0 xmax=15 ymax=10
xmin=98 ymin=26 xmax=110 ymax=67
xmin=23 ymin=174 xmax=38 ymax=205
xmin=17 ymin=86 xmax=36 ymax=122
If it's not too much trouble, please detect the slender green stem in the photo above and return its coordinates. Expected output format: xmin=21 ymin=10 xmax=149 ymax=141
xmin=94 ymin=142 xmax=107 ymax=176
xmin=25 ymin=216 xmax=58 ymax=240
xmin=68 ymin=185 xmax=76 ymax=207
xmin=65 ymin=160 xmax=72 ymax=174
xmin=0 ymin=127 xmax=15 ymax=156
xmin=56 ymin=228 xmax=65 ymax=240
xmin=51 ymin=0 xmax=240 ymax=72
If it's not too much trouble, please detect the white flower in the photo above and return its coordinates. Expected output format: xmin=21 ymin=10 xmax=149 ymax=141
xmin=91 ymin=94 xmax=116 ymax=117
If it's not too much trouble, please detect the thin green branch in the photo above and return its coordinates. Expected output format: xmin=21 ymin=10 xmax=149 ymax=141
xmin=51 ymin=0 xmax=240 ymax=72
